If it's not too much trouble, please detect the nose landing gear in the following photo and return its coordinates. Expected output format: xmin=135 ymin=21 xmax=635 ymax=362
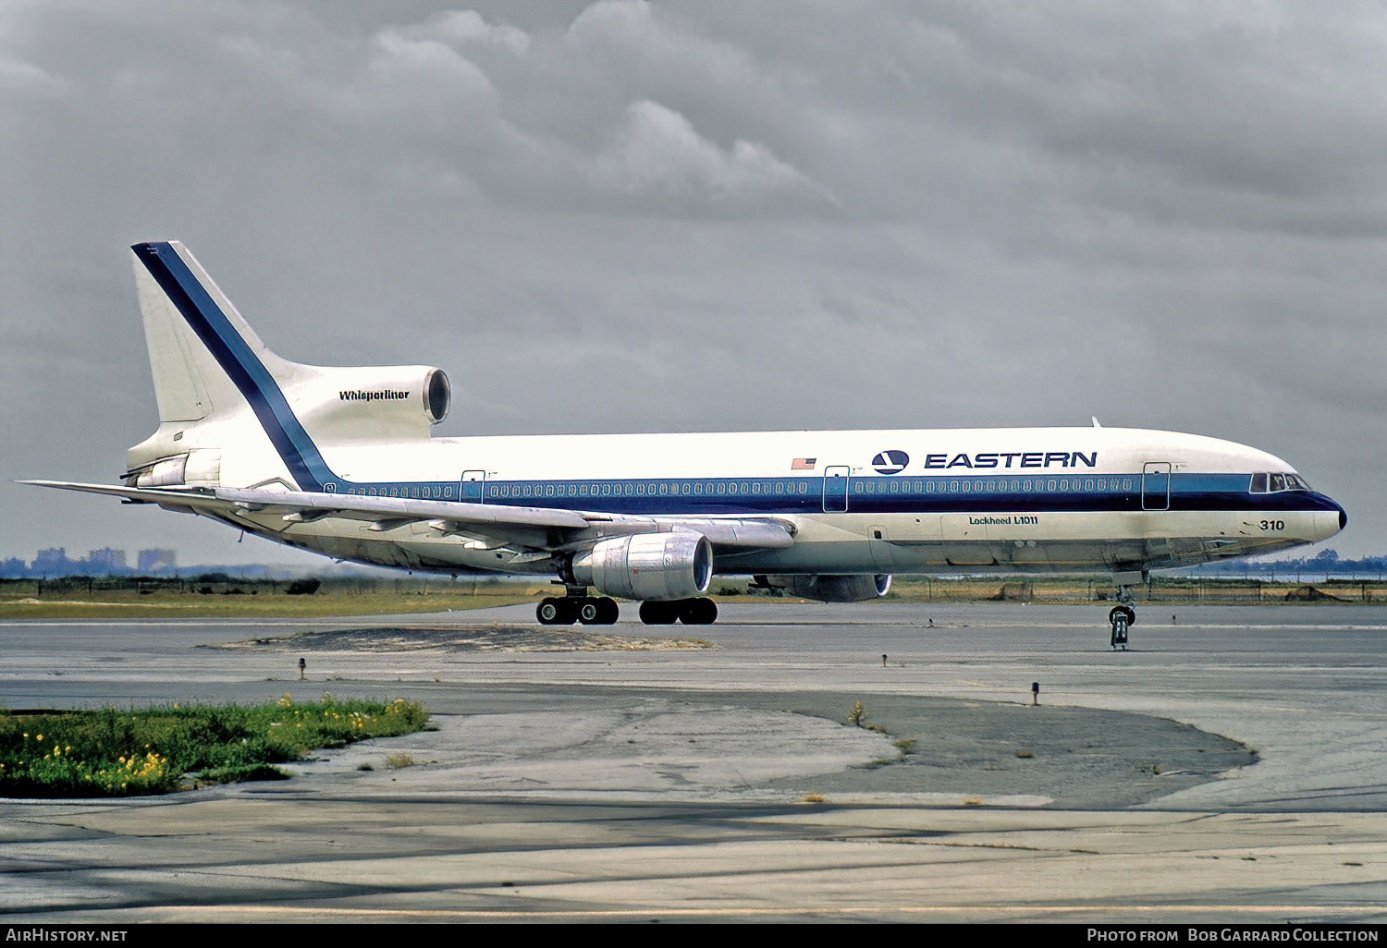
xmin=1109 ymin=604 xmax=1135 ymax=649
xmin=1107 ymin=571 xmax=1143 ymax=650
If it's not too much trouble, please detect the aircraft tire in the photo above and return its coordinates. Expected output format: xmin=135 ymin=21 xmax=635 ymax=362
xmin=538 ymin=597 xmax=578 ymax=625
xmin=1110 ymin=613 xmax=1129 ymax=650
xmin=537 ymin=598 xmax=561 ymax=624
xmin=639 ymin=601 xmax=679 ymax=625
xmin=680 ymin=597 xmax=718 ymax=625
xmin=1108 ymin=605 xmax=1136 ymax=627
xmin=595 ymin=597 xmax=620 ymax=624
xmin=579 ymin=598 xmax=620 ymax=625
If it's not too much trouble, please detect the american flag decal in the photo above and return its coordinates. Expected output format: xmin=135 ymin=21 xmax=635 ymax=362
xmin=791 ymin=458 xmax=817 ymax=470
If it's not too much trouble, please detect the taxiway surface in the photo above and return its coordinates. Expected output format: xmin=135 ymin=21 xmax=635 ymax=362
xmin=2 ymin=602 xmax=1385 ymax=922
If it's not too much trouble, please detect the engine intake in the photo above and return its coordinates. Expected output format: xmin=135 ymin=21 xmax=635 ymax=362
xmin=572 ymin=533 xmax=713 ymax=602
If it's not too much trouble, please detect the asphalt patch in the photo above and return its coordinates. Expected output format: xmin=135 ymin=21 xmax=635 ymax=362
xmin=206 ymin=625 xmax=715 ymax=652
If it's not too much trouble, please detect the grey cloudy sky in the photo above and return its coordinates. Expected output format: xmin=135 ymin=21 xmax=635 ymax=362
xmin=2 ymin=0 xmax=1383 ymax=565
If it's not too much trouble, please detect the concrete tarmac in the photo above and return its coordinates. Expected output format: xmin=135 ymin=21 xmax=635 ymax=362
xmin=2 ymin=601 xmax=1386 ymax=923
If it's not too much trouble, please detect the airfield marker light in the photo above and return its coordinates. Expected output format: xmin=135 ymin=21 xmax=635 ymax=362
xmin=1031 ymin=682 xmax=1040 ymax=706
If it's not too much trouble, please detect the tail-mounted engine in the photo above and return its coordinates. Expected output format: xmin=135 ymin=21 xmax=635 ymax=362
xmin=285 ymin=365 xmax=450 ymax=442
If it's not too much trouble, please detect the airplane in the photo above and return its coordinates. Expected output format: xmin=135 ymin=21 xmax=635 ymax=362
xmin=27 ymin=241 xmax=1347 ymax=644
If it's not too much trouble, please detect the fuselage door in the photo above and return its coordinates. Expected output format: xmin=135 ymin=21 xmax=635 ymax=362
xmin=1142 ymin=462 xmax=1171 ymax=511
xmin=823 ymin=465 xmax=850 ymax=512
xmin=461 ymin=469 xmax=486 ymax=504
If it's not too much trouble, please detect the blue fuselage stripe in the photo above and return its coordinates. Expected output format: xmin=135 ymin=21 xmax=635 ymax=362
xmin=333 ymin=473 xmax=1341 ymax=518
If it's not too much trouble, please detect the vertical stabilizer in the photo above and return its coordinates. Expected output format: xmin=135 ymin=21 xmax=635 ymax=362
xmin=131 ymin=241 xmax=290 ymax=423
xmin=126 ymin=241 xmax=443 ymax=491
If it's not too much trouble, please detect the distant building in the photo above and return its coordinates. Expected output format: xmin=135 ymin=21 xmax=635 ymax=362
xmin=137 ymin=549 xmax=176 ymax=572
xmin=85 ymin=548 xmax=128 ymax=573
xmin=33 ymin=548 xmax=70 ymax=573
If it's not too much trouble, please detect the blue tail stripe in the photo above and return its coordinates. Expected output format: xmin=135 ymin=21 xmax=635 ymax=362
xmin=132 ymin=242 xmax=333 ymax=491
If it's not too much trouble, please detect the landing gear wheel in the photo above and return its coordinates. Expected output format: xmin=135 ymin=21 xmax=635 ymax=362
xmin=1108 ymin=605 xmax=1134 ymax=650
xmin=679 ymin=597 xmax=718 ymax=625
xmin=578 ymin=597 xmax=621 ymax=625
xmin=537 ymin=597 xmax=578 ymax=625
xmin=638 ymin=601 xmax=679 ymax=625
xmin=595 ymin=597 xmax=620 ymax=624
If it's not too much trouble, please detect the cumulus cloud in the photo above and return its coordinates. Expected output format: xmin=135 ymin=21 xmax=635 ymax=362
xmin=404 ymin=10 xmax=530 ymax=53
xmin=590 ymin=99 xmax=831 ymax=209
xmin=3 ymin=1 xmax=1386 ymax=562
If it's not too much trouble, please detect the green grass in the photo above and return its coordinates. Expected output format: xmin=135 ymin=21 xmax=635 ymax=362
xmin=0 ymin=693 xmax=429 ymax=797
xmin=0 ymin=589 xmax=533 ymax=620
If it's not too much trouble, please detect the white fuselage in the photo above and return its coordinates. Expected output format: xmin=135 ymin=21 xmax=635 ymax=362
xmin=212 ymin=423 xmax=1342 ymax=577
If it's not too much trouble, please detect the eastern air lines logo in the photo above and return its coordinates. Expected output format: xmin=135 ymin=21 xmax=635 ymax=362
xmin=872 ymin=450 xmax=909 ymax=475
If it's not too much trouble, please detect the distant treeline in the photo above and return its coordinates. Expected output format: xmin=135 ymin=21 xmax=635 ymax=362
xmin=1192 ymin=549 xmax=1386 ymax=577
xmin=0 ymin=574 xmax=527 ymax=597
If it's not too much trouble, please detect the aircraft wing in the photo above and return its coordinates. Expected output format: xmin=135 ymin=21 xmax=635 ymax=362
xmin=23 ymin=481 xmax=795 ymax=554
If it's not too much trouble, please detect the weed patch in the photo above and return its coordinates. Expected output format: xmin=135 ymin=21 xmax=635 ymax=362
xmin=0 ymin=693 xmax=428 ymax=797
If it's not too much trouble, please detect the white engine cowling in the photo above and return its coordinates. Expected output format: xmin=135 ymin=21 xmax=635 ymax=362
xmin=780 ymin=574 xmax=892 ymax=602
xmin=572 ymin=533 xmax=713 ymax=601
xmin=285 ymin=365 xmax=450 ymax=441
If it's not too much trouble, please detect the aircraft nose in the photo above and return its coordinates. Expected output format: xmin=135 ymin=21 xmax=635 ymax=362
xmin=1321 ymin=496 xmax=1347 ymax=538
xmin=1309 ymin=494 xmax=1347 ymax=542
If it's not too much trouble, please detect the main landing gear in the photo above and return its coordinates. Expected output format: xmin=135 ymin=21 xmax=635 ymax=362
xmin=536 ymin=595 xmax=619 ymax=626
xmin=637 ymin=598 xmax=718 ymax=625
xmin=535 ymin=594 xmax=719 ymax=626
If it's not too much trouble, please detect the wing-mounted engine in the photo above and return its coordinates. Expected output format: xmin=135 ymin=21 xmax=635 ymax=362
xmin=571 ymin=533 xmax=713 ymax=601
xmin=282 ymin=364 xmax=450 ymax=443
xmin=777 ymin=573 xmax=892 ymax=602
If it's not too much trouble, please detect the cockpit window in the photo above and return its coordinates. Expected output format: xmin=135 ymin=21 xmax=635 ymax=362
xmin=1250 ymin=472 xmax=1310 ymax=494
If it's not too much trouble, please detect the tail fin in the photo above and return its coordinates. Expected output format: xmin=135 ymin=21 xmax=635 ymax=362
xmin=131 ymin=241 xmax=293 ymax=424
xmin=127 ymin=241 xmax=332 ymax=490
xmin=127 ymin=242 xmax=450 ymax=492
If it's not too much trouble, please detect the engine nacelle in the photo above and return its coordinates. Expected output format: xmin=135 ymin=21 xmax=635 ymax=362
xmin=284 ymin=365 xmax=450 ymax=442
xmin=779 ymin=574 xmax=892 ymax=603
xmin=572 ymin=533 xmax=713 ymax=601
